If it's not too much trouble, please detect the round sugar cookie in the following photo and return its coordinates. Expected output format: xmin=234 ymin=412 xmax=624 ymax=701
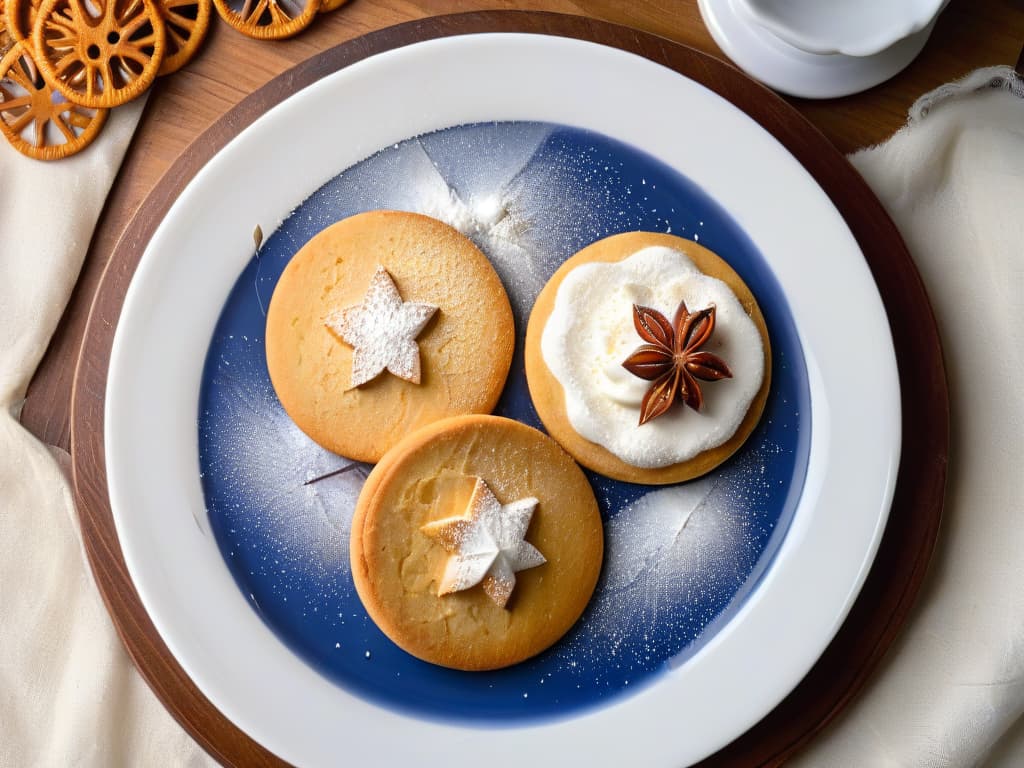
xmin=525 ymin=231 xmax=771 ymax=485
xmin=266 ymin=210 xmax=514 ymax=463
xmin=350 ymin=415 xmax=604 ymax=671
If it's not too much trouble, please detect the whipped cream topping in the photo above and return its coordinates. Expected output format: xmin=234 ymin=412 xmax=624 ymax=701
xmin=541 ymin=246 xmax=765 ymax=468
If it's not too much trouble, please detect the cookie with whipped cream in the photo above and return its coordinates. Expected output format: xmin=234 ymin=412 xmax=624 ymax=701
xmin=350 ymin=414 xmax=603 ymax=671
xmin=266 ymin=210 xmax=515 ymax=463
xmin=525 ymin=231 xmax=771 ymax=485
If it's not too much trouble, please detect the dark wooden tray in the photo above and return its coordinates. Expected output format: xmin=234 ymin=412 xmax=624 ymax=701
xmin=70 ymin=11 xmax=947 ymax=767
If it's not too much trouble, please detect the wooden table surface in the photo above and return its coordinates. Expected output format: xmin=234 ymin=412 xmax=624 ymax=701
xmin=20 ymin=0 xmax=1024 ymax=449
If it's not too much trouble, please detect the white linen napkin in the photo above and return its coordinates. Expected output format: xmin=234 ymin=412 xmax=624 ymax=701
xmin=791 ymin=66 xmax=1024 ymax=768
xmin=2 ymin=64 xmax=1021 ymax=768
xmin=0 ymin=99 xmax=214 ymax=766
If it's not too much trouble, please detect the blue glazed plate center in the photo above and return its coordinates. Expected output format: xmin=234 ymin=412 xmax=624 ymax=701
xmin=198 ymin=122 xmax=810 ymax=724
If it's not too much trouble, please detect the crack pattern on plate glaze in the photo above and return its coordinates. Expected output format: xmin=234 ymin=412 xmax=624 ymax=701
xmin=557 ymin=439 xmax=785 ymax=684
xmin=198 ymin=121 xmax=809 ymax=723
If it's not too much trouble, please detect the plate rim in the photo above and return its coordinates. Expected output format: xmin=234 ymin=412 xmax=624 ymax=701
xmin=110 ymin=31 xmax=899 ymax=763
xmin=71 ymin=11 xmax=947 ymax=768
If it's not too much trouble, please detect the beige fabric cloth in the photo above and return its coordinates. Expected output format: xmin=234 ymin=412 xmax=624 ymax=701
xmin=0 ymin=101 xmax=213 ymax=767
xmin=792 ymin=66 xmax=1024 ymax=768
xmin=2 ymin=64 xmax=1022 ymax=768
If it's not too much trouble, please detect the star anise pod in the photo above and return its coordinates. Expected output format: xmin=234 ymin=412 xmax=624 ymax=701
xmin=621 ymin=301 xmax=733 ymax=425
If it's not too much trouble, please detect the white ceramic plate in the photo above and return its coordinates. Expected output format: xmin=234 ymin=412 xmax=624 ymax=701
xmin=105 ymin=33 xmax=900 ymax=767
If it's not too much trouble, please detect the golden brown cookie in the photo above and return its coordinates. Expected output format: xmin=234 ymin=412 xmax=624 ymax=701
xmin=525 ymin=231 xmax=771 ymax=485
xmin=266 ymin=210 xmax=515 ymax=463
xmin=351 ymin=415 xmax=604 ymax=671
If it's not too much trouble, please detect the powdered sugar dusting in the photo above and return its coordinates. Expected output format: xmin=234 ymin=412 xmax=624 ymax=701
xmin=200 ymin=334 xmax=370 ymax=584
xmin=554 ymin=438 xmax=784 ymax=679
xmin=422 ymin=478 xmax=545 ymax=608
xmin=413 ymin=139 xmax=549 ymax=319
xmin=325 ymin=266 xmax=437 ymax=388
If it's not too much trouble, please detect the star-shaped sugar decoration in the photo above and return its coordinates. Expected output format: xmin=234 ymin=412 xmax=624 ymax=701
xmin=324 ymin=266 xmax=438 ymax=389
xmin=421 ymin=477 xmax=546 ymax=608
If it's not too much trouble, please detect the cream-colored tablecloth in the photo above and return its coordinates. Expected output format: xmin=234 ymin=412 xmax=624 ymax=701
xmin=791 ymin=65 xmax=1024 ymax=768
xmin=1 ymin=65 xmax=1021 ymax=767
xmin=0 ymin=99 xmax=213 ymax=767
